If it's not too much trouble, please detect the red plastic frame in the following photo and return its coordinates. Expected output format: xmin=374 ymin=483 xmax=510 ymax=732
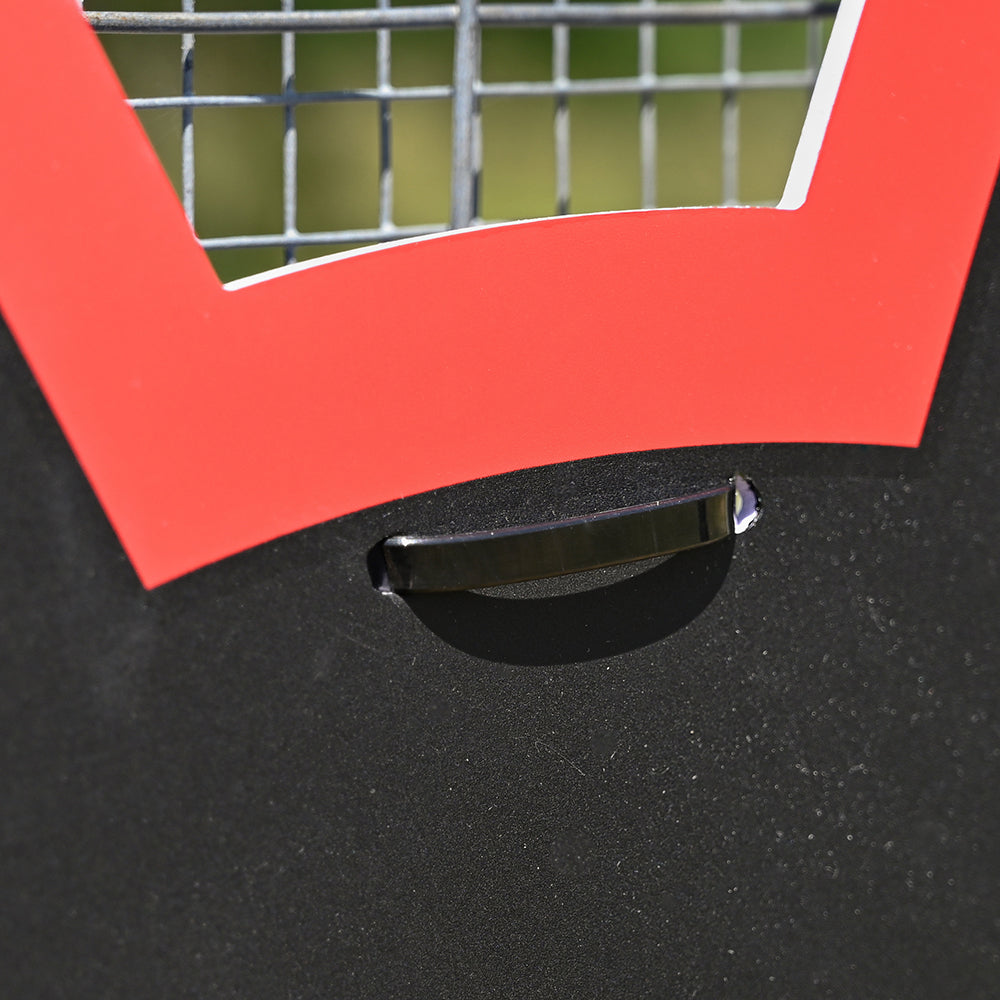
xmin=1 ymin=0 xmax=999 ymax=587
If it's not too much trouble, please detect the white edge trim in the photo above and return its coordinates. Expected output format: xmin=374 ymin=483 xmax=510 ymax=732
xmin=778 ymin=0 xmax=866 ymax=210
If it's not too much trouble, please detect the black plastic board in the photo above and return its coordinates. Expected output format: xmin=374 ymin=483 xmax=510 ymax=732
xmin=3 ymin=187 xmax=1000 ymax=996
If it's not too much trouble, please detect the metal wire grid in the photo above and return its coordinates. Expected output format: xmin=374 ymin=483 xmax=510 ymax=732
xmin=87 ymin=1 xmax=839 ymax=272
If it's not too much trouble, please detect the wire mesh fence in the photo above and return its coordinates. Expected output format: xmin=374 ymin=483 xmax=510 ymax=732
xmin=86 ymin=1 xmax=840 ymax=281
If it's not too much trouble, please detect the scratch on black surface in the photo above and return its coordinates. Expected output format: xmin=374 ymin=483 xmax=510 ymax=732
xmin=330 ymin=626 xmax=383 ymax=657
xmin=534 ymin=738 xmax=586 ymax=777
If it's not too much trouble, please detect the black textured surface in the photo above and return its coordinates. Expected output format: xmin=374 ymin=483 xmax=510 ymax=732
xmin=3 ymin=190 xmax=1000 ymax=998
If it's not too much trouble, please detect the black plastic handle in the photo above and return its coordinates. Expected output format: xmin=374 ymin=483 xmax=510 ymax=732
xmin=375 ymin=474 xmax=760 ymax=594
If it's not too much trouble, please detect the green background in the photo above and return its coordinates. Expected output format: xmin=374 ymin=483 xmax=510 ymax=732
xmin=96 ymin=1 xmax=833 ymax=282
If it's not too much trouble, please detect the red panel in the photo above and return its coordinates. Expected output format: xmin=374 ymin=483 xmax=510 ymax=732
xmin=1 ymin=0 xmax=999 ymax=587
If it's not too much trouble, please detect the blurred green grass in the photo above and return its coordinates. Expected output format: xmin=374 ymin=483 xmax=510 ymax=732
xmin=96 ymin=1 xmax=833 ymax=282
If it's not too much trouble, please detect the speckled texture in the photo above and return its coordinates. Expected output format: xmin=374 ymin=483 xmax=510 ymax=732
xmin=3 ymin=189 xmax=1000 ymax=997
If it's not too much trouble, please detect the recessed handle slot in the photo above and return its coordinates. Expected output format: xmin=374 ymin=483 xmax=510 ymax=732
xmin=375 ymin=474 xmax=760 ymax=594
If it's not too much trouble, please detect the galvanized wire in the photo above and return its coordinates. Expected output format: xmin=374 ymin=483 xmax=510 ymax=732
xmin=639 ymin=0 xmax=658 ymax=210
xmin=87 ymin=4 xmax=839 ymax=33
xmin=281 ymin=0 xmax=297 ymax=264
xmin=126 ymin=70 xmax=821 ymax=109
xmin=721 ymin=17 xmax=741 ymax=205
xmin=180 ymin=0 xmax=195 ymax=223
xmin=87 ymin=1 xmax=839 ymax=270
xmin=553 ymin=0 xmax=571 ymax=215
xmin=377 ymin=0 xmax=394 ymax=232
